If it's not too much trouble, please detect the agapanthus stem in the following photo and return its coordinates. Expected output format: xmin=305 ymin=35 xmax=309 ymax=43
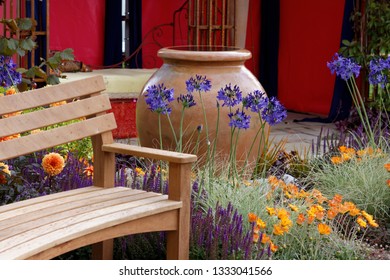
xmin=178 ymin=108 xmax=185 ymax=153
xmin=166 ymin=114 xmax=178 ymax=149
xmin=210 ymin=103 xmax=221 ymax=176
xmin=158 ymin=114 xmax=164 ymax=192
xmin=241 ymin=117 xmax=266 ymax=177
xmin=347 ymin=78 xmax=375 ymax=146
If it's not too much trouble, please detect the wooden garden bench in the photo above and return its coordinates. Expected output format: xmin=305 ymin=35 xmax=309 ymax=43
xmin=0 ymin=75 xmax=197 ymax=260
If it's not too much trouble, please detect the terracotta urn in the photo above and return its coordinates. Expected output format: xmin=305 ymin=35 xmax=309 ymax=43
xmin=136 ymin=46 xmax=269 ymax=167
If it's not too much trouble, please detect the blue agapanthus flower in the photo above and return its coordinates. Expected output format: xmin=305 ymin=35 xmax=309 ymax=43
xmin=145 ymin=83 xmax=174 ymax=115
xmin=0 ymin=55 xmax=22 ymax=87
xmin=228 ymin=109 xmax=251 ymax=129
xmin=327 ymin=53 xmax=361 ymax=81
xmin=217 ymin=83 xmax=242 ymax=107
xmin=243 ymin=89 xmax=267 ymax=113
xmin=177 ymin=93 xmax=196 ymax=108
xmin=261 ymin=97 xmax=287 ymax=126
xmin=368 ymin=57 xmax=390 ymax=88
xmin=186 ymin=75 xmax=211 ymax=93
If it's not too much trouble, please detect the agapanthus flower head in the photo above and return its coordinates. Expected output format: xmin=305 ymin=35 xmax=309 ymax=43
xmin=144 ymin=83 xmax=174 ymax=115
xmin=228 ymin=109 xmax=251 ymax=129
xmin=42 ymin=152 xmax=65 ymax=176
xmin=261 ymin=97 xmax=287 ymax=126
xmin=177 ymin=93 xmax=196 ymax=108
xmin=243 ymin=89 xmax=267 ymax=113
xmin=185 ymin=75 xmax=211 ymax=93
xmin=0 ymin=55 xmax=22 ymax=87
xmin=217 ymin=83 xmax=243 ymax=107
xmin=327 ymin=53 xmax=361 ymax=81
xmin=368 ymin=57 xmax=390 ymax=88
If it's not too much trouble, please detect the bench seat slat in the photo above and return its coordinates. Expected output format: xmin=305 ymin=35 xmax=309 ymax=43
xmin=0 ymin=94 xmax=112 ymax=137
xmin=0 ymin=113 xmax=117 ymax=161
xmin=0 ymin=187 xmax=181 ymax=260
xmin=0 ymin=76 xmax=106 ymax=115
xmin=0 ymin=187 xmax=165 ymax=241
xmin=0 ymin=187 xmax=140 ymax=223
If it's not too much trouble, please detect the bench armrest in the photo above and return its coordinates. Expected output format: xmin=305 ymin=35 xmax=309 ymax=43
xmin=102 ymin=143 xmax=197 ymax=164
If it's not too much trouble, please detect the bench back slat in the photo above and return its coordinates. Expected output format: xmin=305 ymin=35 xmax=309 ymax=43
xmin=0 ymin=114 xmax=116 ymax=161
xmin=0 ymin=76 xmax=106 ymax=115
xmin=0 ymin=94 xmax=112 ymax=138
xmin=0 ymin=76 xmax=116 ymax=161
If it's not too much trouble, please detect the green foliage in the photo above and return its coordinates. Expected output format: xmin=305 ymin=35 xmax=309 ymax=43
xmin=308 ymin=149 xmax=390 ymax=222
xmin=19 ymin=48 xmax=75 ymax=85
xmin=0 ymin=18 xmax=37 ymax=57
xmin=340 ymin=0 xmax=390 ymax=64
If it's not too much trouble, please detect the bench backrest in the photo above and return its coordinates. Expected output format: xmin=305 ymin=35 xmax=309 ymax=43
xmin=0 ymin=76 xmax=114 ymax=162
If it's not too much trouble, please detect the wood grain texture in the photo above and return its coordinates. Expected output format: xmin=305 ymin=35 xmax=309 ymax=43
xmin=0 ymin=75 xmax=196 ymax=260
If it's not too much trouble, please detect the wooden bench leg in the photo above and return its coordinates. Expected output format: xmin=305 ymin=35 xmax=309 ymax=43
xmin=166 ymin=224 xmax=189 ymax=260
xmin=166 ymin=162 xmax=192 ymax=260
xmin=92 ymin=239 xmax=114 ymax=260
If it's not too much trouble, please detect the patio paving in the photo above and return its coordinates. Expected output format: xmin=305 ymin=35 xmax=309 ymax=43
xmin=269 ymin=112 xmax=338 ymax=155
xmin=122 ymin=111 xmax=339 ymax=156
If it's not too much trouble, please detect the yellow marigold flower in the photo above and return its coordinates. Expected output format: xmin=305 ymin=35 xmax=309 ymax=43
xmin=339 ymin=146 xmax=355 ymax=155
xmin=368 ymin=219 xmax=379 ymax=228
xmin=318 ymin=223 xmax=332 ymax=235
xmin=0 ymin=134 xmax=21 ymax=142
xmin=261 ymin=233 xmax=271 ymax=244
xmin=256 ymin=218 xmax=266 ymax=229
xmin=277 ymin=208 xmax=290 ymax=219
xmin=348 ymin=207 xmax=360 ymax=217
xmin=356 ymin=217 xmax=367 ymax=228
xmin=83 ymin=165 xmax=93 ymax=177
xmin=50 ymin=100 xmax=67 ymax=107
xmin=0 ymin=162 xmax=11 ymax=184
xmin=327 ymin=208 xmax=338 ymax=220
xmin=0 ymin=162 xmax=11 ymax=175
xmin=338 ymin=146 xmax=348 ymax=153
xmin=288 ymin=204 xmax=299 ymax=212
xmin=307 ymin=215 xmax=315 ymax=225
xmin=357 ymin=147 xmax=374 ymax=158
xmin=387 ymin=179 xmax=390 ymax=188
xmin=30 ymin=129 xmax=42 ymax=134
xmin=296 ymin=213 xmax=305 ymax=225
xmin=248 ymin=212 xmax=258 ymax=223
xmin=266 ymin=207 xmax=276 ymax=216
xmin=270 ymin=241 xmax=278 ymax=252
xmin=253 ymin=233 xmax=260 ymax=243
xmin=273 ymin=223 xmax=285 ymax=235
xmin=5 ymin=87 xmax=17 ymax=95
xmin=284 ymin=191 xmax=292 ymax=199
xmin=135 ymin=167 xmax=145 ymax=176
xmin=338 ymin=203 xmax=349 ymax=214
xmin=280 ymin=216 xmax=292 ymax=229
xmin=42 ymin=152 xmax=65 ymax=176
xmin=307 ymin=207 xmax=317 ymax=218
xmin=287 ymin=183 xmax=299 ymax=197
xmin=331 ymin=156 xmax=343 ymax=165
xmin=311 ymin=189 xmax=327 ymax=204
xmin=361 ymin=211 xmax=373 ymax=221
xmin=268 ymin=175 xmax=280 ymax=189
xmin=315 ymin=211 xmax=324 ymax=221
xmin=341 ymin=152 xmax=353 ymax=161
xmin=298 ymin=189 xmax=309 ymax=198
xmin=385 ymin=163 xmax=390 ymax=172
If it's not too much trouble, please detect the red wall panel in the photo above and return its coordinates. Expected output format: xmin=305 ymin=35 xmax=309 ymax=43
xmin=50 ymin=0 xmax=105 ymax=67
xmin=278 ymin=0 xmax=345 ymax=115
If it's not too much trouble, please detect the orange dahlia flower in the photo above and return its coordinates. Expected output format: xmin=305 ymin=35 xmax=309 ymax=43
xmin=42 ymin=152 xmax=65 ymax=176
